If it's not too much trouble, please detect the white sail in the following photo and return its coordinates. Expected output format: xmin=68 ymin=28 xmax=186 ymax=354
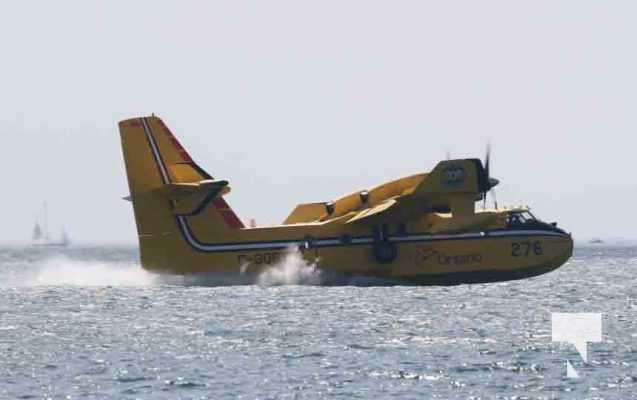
xmin=32 ymin=222 xmax=43 ymax=240
xmin=31 ymin=203 xmax=70 ymax=247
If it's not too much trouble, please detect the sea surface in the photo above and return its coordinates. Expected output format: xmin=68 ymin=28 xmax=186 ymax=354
xmin=0 ymin=245 xmax=635 ymax=399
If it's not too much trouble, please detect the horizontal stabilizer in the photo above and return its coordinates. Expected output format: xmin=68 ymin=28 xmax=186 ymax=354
xmin=154 ymin=179 xmax=230 ymax=200
xmin=151 ymin=179 xmax=231 ymax=216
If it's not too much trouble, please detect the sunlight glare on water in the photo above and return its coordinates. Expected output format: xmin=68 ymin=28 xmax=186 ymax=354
xmin=0 ymin=245 xmax=635 ymax=399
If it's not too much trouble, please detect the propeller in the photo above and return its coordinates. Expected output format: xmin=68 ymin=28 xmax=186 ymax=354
xmin=482 ymin=144 xmax=500 ymax=209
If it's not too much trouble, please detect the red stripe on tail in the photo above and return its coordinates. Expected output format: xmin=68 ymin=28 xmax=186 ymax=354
xmin=212 ymin=197 xmax=245 ymax=229
xmin=158 ymin=119 xmax=194 ymax=163
xmin=156 ymin=117 xmax=244 ymax=229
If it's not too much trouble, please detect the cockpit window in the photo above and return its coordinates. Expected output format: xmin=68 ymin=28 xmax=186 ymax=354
xmin=520 ymin=211 xmax=536 ymax=221
xmin=506 ymin=210 xmax=537 ymax=227
xmin=502 ymin=209 xmax=567 ymax=234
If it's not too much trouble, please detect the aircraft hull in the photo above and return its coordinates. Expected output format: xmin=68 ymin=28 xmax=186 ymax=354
xmin=140 ymin=228 xmax=573 ymax=285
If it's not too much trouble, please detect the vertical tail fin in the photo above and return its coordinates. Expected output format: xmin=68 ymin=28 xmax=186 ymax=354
xmin=119 ymin=115 xmax=244 ymax=269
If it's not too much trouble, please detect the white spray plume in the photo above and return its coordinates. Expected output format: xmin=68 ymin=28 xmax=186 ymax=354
xmin=256 ymin=247 xmax=322 ymax=285
xmin=29 ymin=256 xmax=159 ymax=287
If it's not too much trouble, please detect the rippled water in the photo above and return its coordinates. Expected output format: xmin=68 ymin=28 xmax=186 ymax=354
xmin=0 ymin=245 xmax=635 ymax=399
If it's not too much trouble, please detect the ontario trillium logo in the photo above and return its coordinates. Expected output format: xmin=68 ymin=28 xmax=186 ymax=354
xmin=415 ymin=246 xmax=438 ymax=262
xmin=413 ymin=245 xmax=482 ymax=265
xmin=443 ymin=165 xmax=466 ymax=188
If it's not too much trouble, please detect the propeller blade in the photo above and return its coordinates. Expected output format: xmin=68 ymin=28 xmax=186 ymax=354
xmin=484 ymin=143 xmax=491 ymax=179
xmin=479 ymin=143 xmax=499 ymax=206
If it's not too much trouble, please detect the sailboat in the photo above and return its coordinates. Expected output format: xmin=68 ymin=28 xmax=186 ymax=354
xmin=31 ymin=202 xmax=70 ymax=247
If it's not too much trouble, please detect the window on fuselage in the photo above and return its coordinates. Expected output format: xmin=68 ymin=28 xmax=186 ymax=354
xmin=506 ymin=210 xmax=537 ymax=227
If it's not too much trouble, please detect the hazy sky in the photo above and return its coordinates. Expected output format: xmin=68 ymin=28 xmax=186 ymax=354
xmin=1 ymin=1 xmax=635 ymax=243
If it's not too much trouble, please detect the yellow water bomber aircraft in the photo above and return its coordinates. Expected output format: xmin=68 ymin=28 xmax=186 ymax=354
xmin=119 ymin=115 xmax=573 ymax=285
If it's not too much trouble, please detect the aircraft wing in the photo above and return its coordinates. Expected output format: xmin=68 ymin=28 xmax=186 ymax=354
xmin=284 ymin=203 xmax=329 ymax=224
xmin=344 ymin=159 xmax=494 ymax=224
xmin=346 ymin=199 xmax=398 ymax=224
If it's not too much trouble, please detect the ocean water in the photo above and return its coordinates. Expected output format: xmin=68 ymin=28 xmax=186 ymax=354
xmin=0 ymin=245 xmax=635 ymax=399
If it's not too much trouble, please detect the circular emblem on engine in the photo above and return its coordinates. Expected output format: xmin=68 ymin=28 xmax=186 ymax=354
xmin=442 ymin=165 xmax=467 ymax=188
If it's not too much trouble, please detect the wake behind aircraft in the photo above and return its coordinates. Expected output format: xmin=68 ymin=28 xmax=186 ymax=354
xmin=119 ymin=116 xmax=573 ymax=284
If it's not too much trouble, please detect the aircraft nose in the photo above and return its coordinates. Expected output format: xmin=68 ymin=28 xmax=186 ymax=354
xmin=562 ymin=234 xmax=574 ymax=259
